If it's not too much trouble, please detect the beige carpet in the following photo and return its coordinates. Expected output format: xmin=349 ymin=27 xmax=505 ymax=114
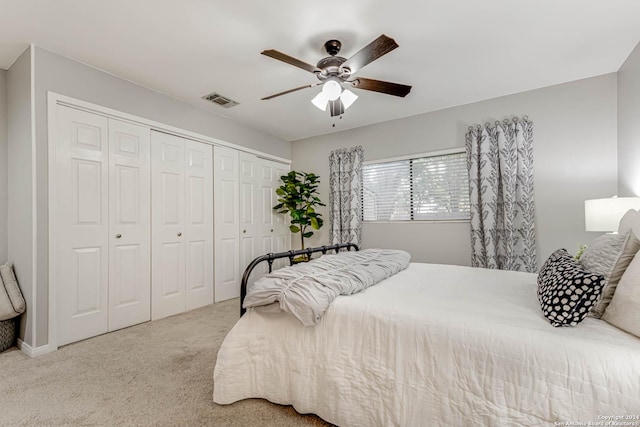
xmin=0 ymin=299 xmax=332 ymax=426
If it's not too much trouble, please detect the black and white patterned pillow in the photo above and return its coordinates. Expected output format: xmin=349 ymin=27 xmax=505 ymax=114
xmin=537 ymin=249 xmax=606 ymax=327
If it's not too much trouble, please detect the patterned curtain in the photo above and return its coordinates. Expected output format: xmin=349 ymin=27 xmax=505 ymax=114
xmin=329 ymin=146 xmax=364 ymax=246
xmin=465 ymin=117 xmax=537 ymax=273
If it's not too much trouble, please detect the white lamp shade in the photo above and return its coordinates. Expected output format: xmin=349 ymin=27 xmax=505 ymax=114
xmin=322 ymin=80 xmax=342 ymax=101
xmin=585 ymin=197 xmax=640 ymax=232
xmin=311 ymin=92 xmax=328 ymax=111
xmin=340 ymin=89 xmax=358 ymax=109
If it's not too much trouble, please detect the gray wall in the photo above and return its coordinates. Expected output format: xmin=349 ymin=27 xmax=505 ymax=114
xmin=33 ymin=47 xmax=290 ymax=159
xmin=0 ymin=69 xmax=7 ymax=264
xmin=292 ymin=74 xmax=619 ymax=267
xmin=20 ymin=46 xmax=291 ymax=349
xmin=7 ymin=47 xmax=33 ymax=344
xmin=618 ymin=41 xmax=640 ymax=197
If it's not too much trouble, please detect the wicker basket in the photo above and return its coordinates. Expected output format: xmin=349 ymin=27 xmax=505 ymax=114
xmin=0 ymin=318 xmax=16 ymax=353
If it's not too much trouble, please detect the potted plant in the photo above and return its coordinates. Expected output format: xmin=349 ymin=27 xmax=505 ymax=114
xmin=274 ymin=171 xmax=325 ymax=261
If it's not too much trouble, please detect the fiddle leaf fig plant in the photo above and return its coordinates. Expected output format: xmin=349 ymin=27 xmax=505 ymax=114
xmin=274 ymin=171 xmax=325 ymax=257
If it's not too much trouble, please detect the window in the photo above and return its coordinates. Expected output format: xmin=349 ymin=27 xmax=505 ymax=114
xmin=362 ymin=150 xmax=470 ymax=221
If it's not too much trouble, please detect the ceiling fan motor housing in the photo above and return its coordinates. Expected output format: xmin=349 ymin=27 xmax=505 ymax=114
xmin=317 ymin=40 xmax=351 ymax=80
xmin=324 ymin=39 xmax=342 ymax=56
xmin=316 ymin=55 xmax=350 ymax=80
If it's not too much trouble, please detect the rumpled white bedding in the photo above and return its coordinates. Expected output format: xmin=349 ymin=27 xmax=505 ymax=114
xmin=243 ymin=248 xmax=410 ymax=326
xmin=213 ymin=263 xmax=640 ymax=427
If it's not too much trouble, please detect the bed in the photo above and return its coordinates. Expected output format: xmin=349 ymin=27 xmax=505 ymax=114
xmin=214 ymin=238 xmax=640 ymax=426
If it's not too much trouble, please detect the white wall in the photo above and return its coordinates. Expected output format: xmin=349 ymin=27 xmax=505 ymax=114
xmin=618 ymin=41 xmax=640 ymax=197
xmin=292 ymin=74 xmax=619 ymax=267
xmin=7 ymin=47 xmax=34 ymax=344
xmin=0 ymin=68 xmax=7 ymax=264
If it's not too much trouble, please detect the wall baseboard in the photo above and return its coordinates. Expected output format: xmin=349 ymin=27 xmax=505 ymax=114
xmin=17 ymin=339 xmax=54 ymax=357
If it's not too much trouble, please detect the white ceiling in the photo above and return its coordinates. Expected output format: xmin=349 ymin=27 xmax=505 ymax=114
xmin=1 ymin=0 xmax=639 ymax=142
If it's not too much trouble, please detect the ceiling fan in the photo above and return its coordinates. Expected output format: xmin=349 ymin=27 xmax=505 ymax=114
xmin=261 ymin=34 xmax=412 ymax=116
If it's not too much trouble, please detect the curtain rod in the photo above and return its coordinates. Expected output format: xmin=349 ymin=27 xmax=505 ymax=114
xmin=468 ymin=115 xmax=530 ymax=131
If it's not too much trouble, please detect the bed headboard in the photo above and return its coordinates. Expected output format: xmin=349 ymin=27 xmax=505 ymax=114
xmin=239 ymin=243 xmax=360 ymax=316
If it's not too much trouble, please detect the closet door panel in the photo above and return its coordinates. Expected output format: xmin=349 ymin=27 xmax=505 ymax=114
xmin=259 ymin=163 xmax=274 ymax=226
xmin=184 ymin=141 xmax=213 ymax=310
xmin=239 ymin=152 xmax=260 ymax=285
xmin=151 ymin=132 xmax=186 ymax=320
xmin=160 ymin=243 xmax=182 ymax=293
xmin=256 ymin=161 xmax=274 ymax=276
xmin=108 ymin=119 xmax=151 ymax=331
xmin=71 ymin=247 xmax=103 ymax=312
xmin=264 ymin=161 xmax=291 ymax=271
xmin=221 ymin=239 xmax=238 ymax=282
xmin=55 ymin=106 xmax=109 ymax=346
xmin=275 ymin=164 xmax=291 ymax=269
xmin=214 ymin=146 xmax=240 ymax=302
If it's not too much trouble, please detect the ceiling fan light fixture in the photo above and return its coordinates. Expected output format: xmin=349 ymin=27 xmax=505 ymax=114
xmin=340 ymin=89 xmax=358 ymax=110
xmin=322 ymin=80 xmax=342 ymax=101
xmin=261 ymin=35 xmax=411 ymax=106
xmin=311 ymin=91 xmax=328 ymax=111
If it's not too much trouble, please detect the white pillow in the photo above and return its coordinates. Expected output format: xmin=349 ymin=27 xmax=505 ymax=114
xmin=580 ymin=232 xmax=640 ymax=318
xmin=0 ymin=263 xmax=26 ymax=321
xmin=603 ymin=250 xmax=640 ymax=338
xmin=617 ymin=209 xmax=638 ymax=233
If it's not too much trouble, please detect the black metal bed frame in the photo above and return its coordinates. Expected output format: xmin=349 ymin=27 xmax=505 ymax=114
xmin=240 ymin=242 xmax=360 ymax=316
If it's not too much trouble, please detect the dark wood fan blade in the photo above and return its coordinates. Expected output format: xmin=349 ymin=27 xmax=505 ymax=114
xmin=329 ymin=99 xmax=345 ymax=117
xmin=342 ymin=35 xmax=399 ymax=74
xmin=261 ymin=83 xmax=319 ymax=100
xmin=261 ymin=49 xmax=319 ymax=74
xmin=350 ymin=77 xmax=412 ymax=97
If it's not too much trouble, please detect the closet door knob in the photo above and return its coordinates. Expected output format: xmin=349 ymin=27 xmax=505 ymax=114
xmin=243 ymin=229 xmax=246 ymax=234
xmin=177 ymin=232 xmax=182 ymax=237
xmin=115 ymin=234 xmax=122 ymax=239
xmin=270 ymin=229 xmax=273 ymax=233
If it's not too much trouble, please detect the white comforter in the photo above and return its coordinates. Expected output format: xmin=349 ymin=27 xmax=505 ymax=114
xmin=213 ymin=263 xmax=640 ymax=427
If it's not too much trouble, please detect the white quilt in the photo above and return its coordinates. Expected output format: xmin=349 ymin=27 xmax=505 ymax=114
xmin=213 ymin=263 xmax=640 ymax=426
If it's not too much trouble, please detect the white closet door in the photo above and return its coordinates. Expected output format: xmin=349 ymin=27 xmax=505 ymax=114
xmin=268 ymin=162 xmax=291 ymax=270
xmin=239 ymin=152 xmax=260 ymax=286
xmin=151 ymin=131 xmax=186 ymax=320
xmin=213 ymin=146 xmax=240 ymax=302
xmin=184 ymin=141 xmax=213 ymax=310
xmin=108 ymin=119 xmax=151 ymax=331
xmin=55 ymin=106 xmax=109 ymax=346
xmin=257 ymin=158 xmax=275 ymax=276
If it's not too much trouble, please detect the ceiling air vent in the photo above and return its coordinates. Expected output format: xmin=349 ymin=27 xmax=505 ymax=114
xmin=202 ymin=92 xmax=239 ymax=108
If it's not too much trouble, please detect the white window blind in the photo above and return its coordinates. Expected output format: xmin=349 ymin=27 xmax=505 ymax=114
xmin=362 ymin=151 xmax=470 ymax=221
